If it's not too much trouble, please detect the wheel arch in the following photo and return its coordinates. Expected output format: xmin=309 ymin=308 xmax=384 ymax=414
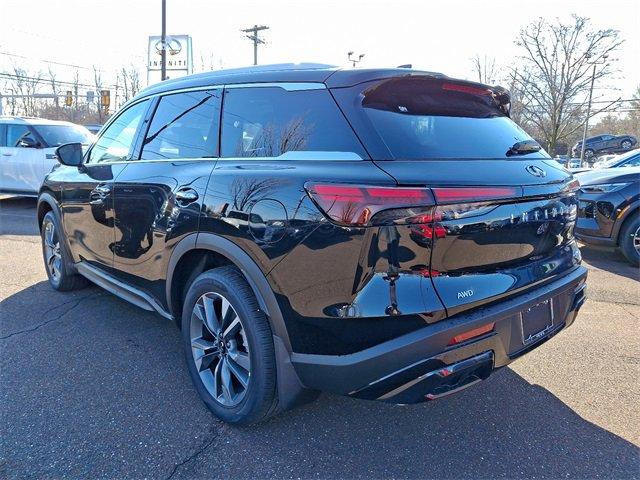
xmin=37 ymin=193 xmax=58 ymax=232
xmin=613 ymin=201 xmax=640 ymax=245
xmin=37 ymin=192 xmax=78 ymax=270
xmin=166 ymin=233 xmax=292 ymax=352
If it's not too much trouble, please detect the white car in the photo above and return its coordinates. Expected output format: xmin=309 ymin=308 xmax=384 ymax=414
xmin=0 ymin=117 xmax=94 ymax=197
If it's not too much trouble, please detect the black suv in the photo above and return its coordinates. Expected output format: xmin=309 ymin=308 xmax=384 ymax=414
xmin=572 ymin=134 xmax=637 ymax=159
xmin=38 ymin=64 xmax=587 ymax=424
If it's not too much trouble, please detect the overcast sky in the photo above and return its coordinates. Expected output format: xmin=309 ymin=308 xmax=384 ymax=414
xmin=1 ymin=0 xmax=639 ymax=100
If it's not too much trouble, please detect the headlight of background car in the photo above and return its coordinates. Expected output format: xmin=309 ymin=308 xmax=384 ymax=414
xmin=580 ymin=183 xmax=630 ymax=193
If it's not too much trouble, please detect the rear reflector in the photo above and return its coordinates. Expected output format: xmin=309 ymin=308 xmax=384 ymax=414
xmin=447 ymin=323 xmax=495 ymax=346
xmin=306 ymin=183 xmax=434 ymax=226
xmin=433 ymin=187 xmax=519 ymax=204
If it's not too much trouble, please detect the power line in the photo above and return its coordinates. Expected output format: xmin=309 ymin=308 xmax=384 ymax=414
xmin=0 ymin=72 xmax=117 ymax=90
xmin=0 ymin=51 xmax=98 ymax=72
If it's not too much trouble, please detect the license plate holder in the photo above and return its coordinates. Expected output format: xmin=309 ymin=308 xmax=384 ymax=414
xmin=520 ymin=298 xmax=554 ymax=345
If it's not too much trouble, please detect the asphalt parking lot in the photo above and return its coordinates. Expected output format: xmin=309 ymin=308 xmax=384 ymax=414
xmin=1 ymin=196 xmax=639 ymax=479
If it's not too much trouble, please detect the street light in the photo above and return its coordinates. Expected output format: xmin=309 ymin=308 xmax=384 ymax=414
xmin=347 ymin=51 xmax=365 ymax=67
xmin=579 ymin=54 xmax=609 ymax=165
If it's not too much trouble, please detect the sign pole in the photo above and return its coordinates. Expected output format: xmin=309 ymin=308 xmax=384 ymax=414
xmin=161 ymin=0 xmax=167 ymax=81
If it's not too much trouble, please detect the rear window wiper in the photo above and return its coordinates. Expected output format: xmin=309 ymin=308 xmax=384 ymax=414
xmin=506 ymin=140 xmax=541 ymax=157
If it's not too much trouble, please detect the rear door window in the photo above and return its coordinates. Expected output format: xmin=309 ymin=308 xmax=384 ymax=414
xmin=140 ymin=90 xmax=222 ymax=160
xmin=220 ymin=87 xmax=367 ymax=159
xmin=334 ymin=76 xmax=549 ymax=160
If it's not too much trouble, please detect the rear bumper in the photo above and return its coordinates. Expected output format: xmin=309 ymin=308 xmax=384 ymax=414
xmin=575 ymin=231 xmax=616 ymax=248
xmin=291 ymin=266 xmax=587 ymax=403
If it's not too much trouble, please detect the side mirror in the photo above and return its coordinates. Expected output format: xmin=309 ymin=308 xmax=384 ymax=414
xmin=19 ymin=137 xmax=41 ymax=148
xmin=55 ymin=143 xmax=84 ymax=167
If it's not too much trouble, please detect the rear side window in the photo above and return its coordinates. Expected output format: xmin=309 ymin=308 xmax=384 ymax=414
xmin=141 ymin=90 xmax=221 ymax=160
xmin=336 ymin=76 xmax=549 ymax=160
xmin=220 ymin=87 xmax=367 ymax=159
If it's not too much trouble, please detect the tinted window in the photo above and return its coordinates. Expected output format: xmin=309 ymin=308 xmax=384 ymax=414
xmin=33 ymin=124 xmax=93 ymax=147
xmin=0 ymin=125 xmax=6 ymax=147
xmin=140 ymin=90 xmax=221 ymax=160
xmin=340 ymin=76 xmax=548 ymax=160
xmin=87 ymin=100 xmax=149 ymax=163
xmin=220 ymin=87 xmax=366 ymax=158
xmin=7 ymin=124 xmax=36 ymax=147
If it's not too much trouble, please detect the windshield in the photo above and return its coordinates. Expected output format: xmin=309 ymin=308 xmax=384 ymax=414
xmin=33 ymin=124 xmax=94 ymax=147
xmin=613 ymin=150 xmax=640 ymax=167
xmin=347 ymin=76 xmax=549 ymax=160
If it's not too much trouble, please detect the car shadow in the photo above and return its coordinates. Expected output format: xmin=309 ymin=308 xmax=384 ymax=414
xmin=0 ymin=196 xmax=39 ymax=236
xmin=225 ymin=368 xmax=639 ymax=479
xmin=1 ymin=281 xmax=638 ymax=479
xmin=580 ymin=244 xmax=639 ymax=282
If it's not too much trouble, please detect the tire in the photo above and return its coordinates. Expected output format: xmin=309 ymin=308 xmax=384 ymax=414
xmin=621 ymin=140 xmax=632 ymax=150
xmin=41 ymin=211 xmax=88 ymax=291
xmin=619 ymin=214 xmax=640 ymax=266
xmin=584 ymin=148 xmax=595 ymax=158
xmin=181 ymin=266 xmax=277 ymax=424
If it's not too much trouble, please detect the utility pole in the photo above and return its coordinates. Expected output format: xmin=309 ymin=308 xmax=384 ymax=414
xmin=161 ymin=0 xmax=167 ymax=81
xmin=580 ymin=54 xmax=608 ymax=166
xmin=241 ymin=25 xmax=269 ymax=65
xmin=347 ymin=51 xmax=365 ymax=67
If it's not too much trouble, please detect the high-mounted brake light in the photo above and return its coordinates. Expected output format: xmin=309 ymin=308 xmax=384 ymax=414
xmin=306 ymin=183 xmax=435 ymax=226
xmin=442 ymin=83 xmax=492 ymax=96
xmin=432 ymin=187 xmax=520 ymax=204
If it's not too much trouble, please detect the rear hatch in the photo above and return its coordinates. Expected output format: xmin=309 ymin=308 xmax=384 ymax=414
xmin=332 ymin=75 xmax=581 ymax=317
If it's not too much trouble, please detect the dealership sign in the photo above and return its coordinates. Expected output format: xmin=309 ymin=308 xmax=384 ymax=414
xmin=147 ymin=35 xmax=193 ymax=85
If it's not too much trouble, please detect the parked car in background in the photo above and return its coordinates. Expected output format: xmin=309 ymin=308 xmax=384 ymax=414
xmin=84 ymin=123 xmax=103 ymax=135
xmin=592 ymin=149 xmax=640 ymax=169
xmin=38 ymin=64 xmax=587 ymax=424
xmin=0 ymin=117 xmax=94 ymax=196
xmin=572 ymin=134 xmax=637 ymax=158
xmin=566 ymin=158 xmax=589 ymax=173
xmin=575 ymin=166 xmax=640 ymax=265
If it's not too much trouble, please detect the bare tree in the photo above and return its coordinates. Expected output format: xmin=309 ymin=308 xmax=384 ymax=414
xmin=47 ymin=67 xmax=60 ymax=108
xmin=471 ymin=54 xmax=497 ymax=85
xmin=93 ymin=66 xmax=105 ymax=122
xmin=12 ymin=66 xmax=42 ymax=116
xmin=511 ymin=15 xmax=623 ymax=155
xmin=119 ymin=65 xmax=141 ymax=103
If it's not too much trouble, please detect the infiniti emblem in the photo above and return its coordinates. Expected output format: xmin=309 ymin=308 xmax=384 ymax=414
xmin=526 ymin=165 xmax=547 ymax=178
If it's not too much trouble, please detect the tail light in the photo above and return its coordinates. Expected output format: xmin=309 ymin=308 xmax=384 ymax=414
xmin=305 ymin=183 xmax=435 ymax=226
xmin=432 ymin=186 xmax=519 ymax=204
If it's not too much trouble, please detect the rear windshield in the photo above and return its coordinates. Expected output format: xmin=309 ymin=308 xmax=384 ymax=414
xmin=34 ymin=124 xmax=94 ymax=147
xmin=343 ymin=77 xmax=549 ymax=160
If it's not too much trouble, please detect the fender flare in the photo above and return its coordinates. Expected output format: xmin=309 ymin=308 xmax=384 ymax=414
xmin=613 ymin=200 xmax=640 ymax=244
xmin=166 ymin=232 xmax=292 ymax=352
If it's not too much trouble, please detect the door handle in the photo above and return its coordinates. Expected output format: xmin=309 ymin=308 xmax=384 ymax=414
xmin=175 ymin=188 xmax=199 ymax=205
xmin=93 ymin=185 xmax=112 ymax=195
xmin=90 ymin=184 xmax=112 ymax=204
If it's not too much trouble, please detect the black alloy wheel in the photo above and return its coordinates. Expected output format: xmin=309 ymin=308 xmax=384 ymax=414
xmin=181 ymin=266 xmax=277 ymax=424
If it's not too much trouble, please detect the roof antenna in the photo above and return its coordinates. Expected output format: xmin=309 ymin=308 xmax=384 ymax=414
xmin=397 ymin=64 xmax=412 ymax=69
